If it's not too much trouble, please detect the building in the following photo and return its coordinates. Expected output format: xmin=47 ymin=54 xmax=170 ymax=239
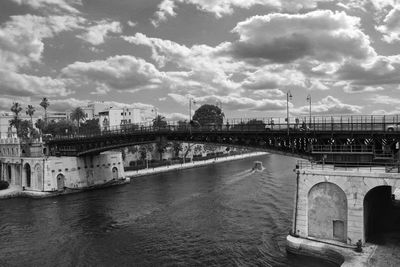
xmin=99 ymin=107 xmax=145 ymax=131
xmin=0 ymin=137 xmax=126 ymax=192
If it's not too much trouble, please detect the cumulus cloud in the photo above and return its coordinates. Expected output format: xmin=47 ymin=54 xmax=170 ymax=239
xmin=61 ymin=55 xmax=166 ymax=92
xmin=123 ymin=33 xmax=241 ymax=94
xmin=152 ymin=0 xmax=334 ymax=26
xmin=11 ymin=0 xmax=82 ymax=14
xmin=334 ymin=55 xmax=400 ymax=89
xmin=241 ymin=68 xmax=306 ymax=90
xmin=376 ymin=5 xmax=400 ymax=43
xmin=294 ymin=96 xmax=362 ymax=115
xmin=0 ymin=70 xmax=72 ymax=97
xmin=369 ymin=95 xmax=400 ymax=105
xmin=168 ymin=93 xmax=287 ymax=111
xmin=0 ymin=14 xmax=84 ymax=71
xmin=77 ymin=20 xmax=122 ymax=46
xmin=223 ymin=10 xmax=376 ymax=64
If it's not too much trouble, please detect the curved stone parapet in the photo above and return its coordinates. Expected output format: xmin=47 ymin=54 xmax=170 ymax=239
xmin=286 ymin=235 xmax=375 ymax=267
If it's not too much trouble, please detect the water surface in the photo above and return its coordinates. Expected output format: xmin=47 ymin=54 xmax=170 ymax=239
xmin=0 ymin=154 xmax=334 ymax=266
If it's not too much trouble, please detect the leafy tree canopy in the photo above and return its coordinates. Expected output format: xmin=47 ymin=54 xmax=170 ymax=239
xmin=192 ymin=104 xmax=224 ymax=127
xmin=152 ymin=115 xmax=167 ymax=128
xmin=80 ymin=118 xmax=100 ymax=134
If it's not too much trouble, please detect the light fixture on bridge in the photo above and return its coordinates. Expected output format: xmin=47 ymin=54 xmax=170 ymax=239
xmin=287 ymin=91 xmax=292 ymax=135
xmin=306 ymin=94 xmax=311 ymax=128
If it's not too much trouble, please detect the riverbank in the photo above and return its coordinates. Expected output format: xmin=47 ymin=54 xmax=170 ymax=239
xmin=0 ymin=178 xmax=130 ymax=199
xmin=125 ymin=151 xmax=268 ymax=178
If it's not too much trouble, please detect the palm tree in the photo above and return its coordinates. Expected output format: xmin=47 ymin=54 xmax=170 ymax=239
xmin=70 ymin=107 xmax=86 ymax=132
xmin=152 ymin=115 xmax=167 ymax=129
xmin=40 ymin=97 xmax=50 ymax=124
xmin=10 ymin=102 xmax=22 ymax=136
xmin=26 ymin=105 xmax=35 ymax=126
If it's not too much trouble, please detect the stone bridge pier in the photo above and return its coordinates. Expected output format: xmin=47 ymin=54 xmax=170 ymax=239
xmin=293 ymin=165 xmax=400 ymax=245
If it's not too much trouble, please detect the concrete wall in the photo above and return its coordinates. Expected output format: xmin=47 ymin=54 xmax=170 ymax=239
xmin=294 ymin=167 xmax=400 ymax=245
xmin=44 ymin=151 xmax=124 ymax=192
xmin=1 ymin=151 xmax=125 ymax=192
xmin=308 ymin=182 xmax=347 ymax=242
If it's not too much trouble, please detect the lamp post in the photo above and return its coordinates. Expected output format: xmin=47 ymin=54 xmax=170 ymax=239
xmin=306 ymin=94 xmax=311 ymax=128
xmin=286 ymin=91 xmax=292 ymax=135
xmin=189 ymin=98 xmax=197 ymax=121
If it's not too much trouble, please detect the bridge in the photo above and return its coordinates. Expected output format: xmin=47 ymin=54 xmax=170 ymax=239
xmin=46 ymin=114 xmax=400 ymax=166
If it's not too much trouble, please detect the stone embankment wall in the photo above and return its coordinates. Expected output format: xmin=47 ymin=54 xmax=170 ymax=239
xmin=294 ymin=166 xmax=400 ymax=245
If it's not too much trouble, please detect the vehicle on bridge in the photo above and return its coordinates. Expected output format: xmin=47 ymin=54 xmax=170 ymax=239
xmin=386 ymin=122 xmax=400 ymax=131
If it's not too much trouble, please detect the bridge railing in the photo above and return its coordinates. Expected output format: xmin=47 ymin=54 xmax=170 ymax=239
xmin=297 ymin=160 xmax=400 ymax=173
xmin=45 ymin=114 xmax=400 ymax=140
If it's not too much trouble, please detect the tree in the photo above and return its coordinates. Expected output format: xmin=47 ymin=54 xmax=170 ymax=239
xmin=152 ymin=115 xmax=167 ymax=128
xmin=155 ymin=139 xmax=170 ymax=161
xmin=70 ymin=107 xmax=86 ymax=131
xmin=26 ymin=105 xmax=35 ymax=126
xmin=171 ymin=141 xmax=182 ymax=158
xmin=80 ymin=118 xmax=100 ymax=134
xmin=35 ymin=119 xmax=46 ymax=135
xmin=10 ymin=102 xmax=23 ymax=137
xmin=139 ymin=144 xmax=153 ymax=166
xmin=43 ymin=120 xmax=76 ymax=136
xmin=40 ymin=97 xmax=50 ymax=124
xmin=192 ymin=104 xmax=224 ymax=127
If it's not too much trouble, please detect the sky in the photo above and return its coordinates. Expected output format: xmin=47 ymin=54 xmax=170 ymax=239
xmin=1 ymin=0 xmax=400 ymax=121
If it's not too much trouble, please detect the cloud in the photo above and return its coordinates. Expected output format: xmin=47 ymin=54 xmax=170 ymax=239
xmin=0 ymin=70 xmax=72 ymax=97
xmin=376 ymin=5 xmax=400 ymax=43
xmin=0 ymin=14 xmax=84 ymax=71
xmin=123 ymin=33 xmax=241 ymax=94
xmin=77 ymin=20 xmax=122 ymax=46
xmin=61 ymin=55 xmax=165 ymax=92
xmin=152 ymin=0 xmax=335 ymax=26
xmin=241 ymin=68 xmax=306 ymax=90
xmin=127 ymin=20 xmax=137 ymax=27
xmin=334 ymin=55 xmax=400 ymax=89
xmin=369 ymin=95 xmax=400 ymax=105
xmin=11 ymin=0 xmax=82 ymax=14
xmin=294 ymin=96 xmax=362 ymax=115
xmin=223 ymin=10 xmax=376 ymax=64
xmin=168 ymin=93 xmax=287 ymax=111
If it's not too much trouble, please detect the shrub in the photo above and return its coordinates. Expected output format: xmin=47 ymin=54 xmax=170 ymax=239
xmin=0 ymin=180 xmax=9 ymax=190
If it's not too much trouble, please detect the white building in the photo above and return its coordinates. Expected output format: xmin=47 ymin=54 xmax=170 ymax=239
xmin=99 ymin=107 xmax=145 ymax=131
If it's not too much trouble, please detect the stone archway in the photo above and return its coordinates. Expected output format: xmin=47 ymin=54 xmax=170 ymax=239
xmin=7 ymin=165 xmax=12 ymax=183
xmin=34 ymin=164 xmax=42 ymax=191
xmin=24 ymin=163 xmax=31 ymax=188
xmin=56 ymin=173 xmax=65 ymax=191
xmin=364 ymin=185 xmax=392 ymax=242
xmin=308 ymin=182 xmax=348 ymax=243
xmin=112 ymin=167 xmax=118 ymax=180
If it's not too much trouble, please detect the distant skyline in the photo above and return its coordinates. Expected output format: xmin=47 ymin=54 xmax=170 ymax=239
xmin=1 ymin=0 xmax=400 ymax=120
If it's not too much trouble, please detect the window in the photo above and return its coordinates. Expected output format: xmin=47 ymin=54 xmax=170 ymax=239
xmin=129 ymin=112 xmax=131 ymax=115
xmin=333 ymin=220 xmax=344 ymax=240
xmin=121 ymin=112 xmax=123 ymax=115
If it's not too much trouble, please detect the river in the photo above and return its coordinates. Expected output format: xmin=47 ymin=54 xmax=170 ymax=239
xmin=0 ymin=154 xmax=335 ymax=266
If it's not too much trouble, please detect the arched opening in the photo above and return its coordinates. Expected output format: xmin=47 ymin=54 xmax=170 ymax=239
xmin=35 ymin=164 xmax=42 ymax=191
xmin=24 ymin=163 xmax=31 ymax=187
xmin=56 ymin=174 xmax=65 ymax=191
xmin=308 ymin=182 xmax=347 ymax=243
xmin=363 ymin=185 xmax=399 ymax=242
xmin=112 ymin=167 xmax=118 ymax=180
xmin=7 ymin=165 xmax=12 ymax=183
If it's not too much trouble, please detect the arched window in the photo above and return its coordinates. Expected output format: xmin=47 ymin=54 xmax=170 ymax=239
xmin=112 ymin=167 xmax=118 ymax=179
xmin=24 ymin=163 xmax=31 ymax=187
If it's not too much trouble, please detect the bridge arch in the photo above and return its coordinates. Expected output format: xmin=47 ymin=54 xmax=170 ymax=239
xmin=363 ymin=185 xmax=393 ymax=242
xmin=308 ymin=182 xmax=347 ymax=243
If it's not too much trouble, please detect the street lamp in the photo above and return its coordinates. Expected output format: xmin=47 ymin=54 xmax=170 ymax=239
xmin=306 ymin=94 xmax=311 ymax=128
xmin=189 ymin=98 xmax=196 ymax=122
xmin=287 ymin=90 xmax=292 ymax=135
